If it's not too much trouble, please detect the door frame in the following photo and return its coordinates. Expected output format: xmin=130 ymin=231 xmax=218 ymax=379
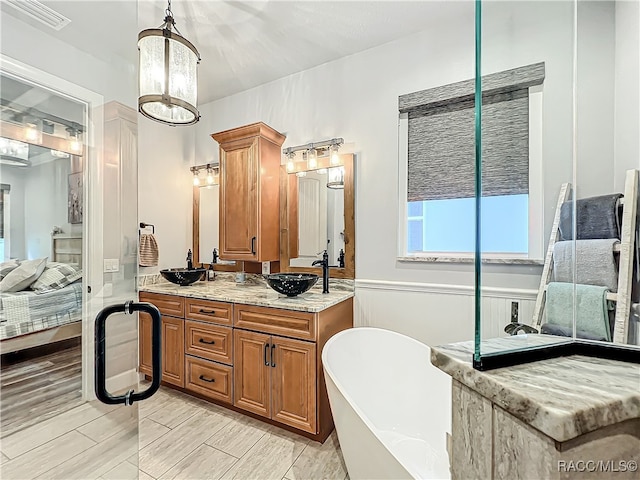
xmin=0 ymin=54 xmax=105 ymax=401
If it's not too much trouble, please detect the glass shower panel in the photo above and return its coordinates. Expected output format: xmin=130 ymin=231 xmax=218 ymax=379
xmin=475 ymin=0 xmax=640 ymax=366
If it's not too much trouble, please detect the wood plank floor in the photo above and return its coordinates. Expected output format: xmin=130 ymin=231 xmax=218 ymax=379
xmin=1 ymin=341 xmax=83 ymax=438
xmin=1 ymin=385 xmax=349 ymax=480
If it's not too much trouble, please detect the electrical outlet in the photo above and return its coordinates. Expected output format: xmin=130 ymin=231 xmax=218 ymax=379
xmin=262 ymin=262 xmax=271 ymax=275
xmin=510 ymin=301 xmax=519 ymax=323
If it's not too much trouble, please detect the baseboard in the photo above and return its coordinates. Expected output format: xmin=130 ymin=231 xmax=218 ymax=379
xmin=105 ymin=368 xmax=139 ymax=393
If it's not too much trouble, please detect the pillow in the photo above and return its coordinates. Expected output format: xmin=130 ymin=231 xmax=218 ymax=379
xmin=0 ymin=260 xmax=19 ymax=280
xmin=0 ymin=258 xmax=48 ymax=293
xmin=31 ymin=262 xmax=82 ymax=294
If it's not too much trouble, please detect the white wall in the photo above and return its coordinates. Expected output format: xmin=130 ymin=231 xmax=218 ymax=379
xmin=137 ymin=118 xmax=195 ymax=273
xmin=0 ymin=167 xmax=26 ymax=259
xmin=614 ymin=0 xmax=640 ymax=188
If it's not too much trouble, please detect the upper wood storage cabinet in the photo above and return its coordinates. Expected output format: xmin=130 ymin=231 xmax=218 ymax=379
xmin=212 ymin=122 xmax=286 ymax=262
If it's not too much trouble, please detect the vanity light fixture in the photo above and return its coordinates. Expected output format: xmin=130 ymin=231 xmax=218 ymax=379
xmin=0 ymin=138 xmax=31 ymax=167
xmin=190 ymin=163 xmax=219 ymax=187
xmin=282 ymin=138 xmax=344 ymax=170
xmin=138 ymin=0 xmax=201 ymax=126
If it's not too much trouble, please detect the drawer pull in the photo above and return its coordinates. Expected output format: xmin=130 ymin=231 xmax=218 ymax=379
xmin=271 ymin=344 xmax=276 ymax=368
xmin=264 ymin=343 xmax=270 ymax=366
xmin=198 ymin=309 xmax=216 ymax=315
xmin=198 ymin=375 xmax=215 ymax=383
xmin=198 ymin=338 xmax=216 ymax=345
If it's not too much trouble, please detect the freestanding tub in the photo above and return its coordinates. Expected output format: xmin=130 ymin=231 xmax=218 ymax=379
xmin=322 ymin=327 xmax=451 ymax=479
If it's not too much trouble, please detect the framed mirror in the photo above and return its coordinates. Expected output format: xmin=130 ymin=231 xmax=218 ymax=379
xmin=192 ymin=184 xmax=236 ymax=271
xmin=280 ymin=153 xmax=355 ymax=279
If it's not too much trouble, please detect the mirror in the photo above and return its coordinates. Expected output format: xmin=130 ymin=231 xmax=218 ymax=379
xmin=281 ymin=153 xmax=355 ymax=279
xmin=0 ymin=72 xmax=85 ymax=264
xmin=192 ymin=184 xmax=236 ymax=270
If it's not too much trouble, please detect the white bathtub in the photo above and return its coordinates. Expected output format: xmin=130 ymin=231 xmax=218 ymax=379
xmin=322 ymin=327 xmax=451 ymax=479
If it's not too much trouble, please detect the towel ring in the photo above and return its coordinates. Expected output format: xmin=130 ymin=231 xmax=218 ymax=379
xmin=140 ymin=222 xmax=155 ymax=234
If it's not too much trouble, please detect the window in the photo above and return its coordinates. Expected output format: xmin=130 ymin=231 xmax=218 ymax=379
xmin=398 ymin=63 xmax=545 ymax=260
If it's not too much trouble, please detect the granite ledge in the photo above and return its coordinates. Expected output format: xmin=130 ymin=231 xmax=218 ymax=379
xmin=138 ymin=276 xmax=354 ymax=313
xmin=431 ymin=337 xmax=640 ymax=443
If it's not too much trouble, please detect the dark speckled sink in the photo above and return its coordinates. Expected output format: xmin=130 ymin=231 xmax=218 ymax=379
xmin=264 ymin=273 xmax=319 ymax=297
xmin=160 ymin=268 xmax=206 ymax=286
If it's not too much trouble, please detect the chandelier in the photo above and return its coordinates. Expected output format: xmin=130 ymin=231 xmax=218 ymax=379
xmin=138 ymin=0 xmax=201 ymax=125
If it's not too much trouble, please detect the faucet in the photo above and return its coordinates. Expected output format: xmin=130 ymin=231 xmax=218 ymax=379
xmin=186 ymin=249 xmax=193 ymax=270
xmin=338 ymin=249 xmax=345 ymax=268
xmin=312 ymin=250 xmax=338 ymax=294
xmin=212 ymin=248 xmax=219 ymax=264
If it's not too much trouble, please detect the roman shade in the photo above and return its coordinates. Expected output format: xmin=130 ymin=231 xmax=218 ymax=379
xmin=399 ymin=62 xmax=545 ymax=202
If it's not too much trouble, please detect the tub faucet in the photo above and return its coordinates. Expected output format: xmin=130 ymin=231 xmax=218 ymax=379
xmin=312 ymin=250 xmax=338 ymax=294
xmin=186 ymin=249 xmax=193 ymax=270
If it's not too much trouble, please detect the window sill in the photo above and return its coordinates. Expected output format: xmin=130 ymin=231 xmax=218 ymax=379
xmin=397 ymin=255 xmax=544 ymax=265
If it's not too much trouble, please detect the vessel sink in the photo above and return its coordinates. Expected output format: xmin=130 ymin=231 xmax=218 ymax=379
xmin=160 ymin=268 xmax=206 ymax=286
xmin=264 ymin=273 xmax=319 ymax=297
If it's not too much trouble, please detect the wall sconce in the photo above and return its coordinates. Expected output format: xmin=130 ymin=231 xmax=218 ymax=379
xmin=190 ymin=163 xmax=219 ymax=187
xmin=282 ymin=137 xmax=344 ymax=172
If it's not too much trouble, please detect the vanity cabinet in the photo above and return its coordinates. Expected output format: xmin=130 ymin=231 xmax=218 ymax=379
xmin=139 ymin=292 xmax=185 ymax=388
xmin=137 ymin=289 xmax=353 ymax=442
xmin=211 ymin=122 xmax=285 ymax=263
xmin=234 ymin=329 xmax=316 ymax=433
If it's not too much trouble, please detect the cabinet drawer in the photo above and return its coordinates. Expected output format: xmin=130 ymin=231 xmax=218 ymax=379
xmin=186 ymin=298 xmax=232 ymax=325
xmin=185 ymin=356 xmax=232 ymax=404
xmin=185 ymin=320 xmax=233 ymax=365
xmin=140 ymin=292 xmax=184 ymax=318
xmin=234 ymin=305 xmax=316 ymax=341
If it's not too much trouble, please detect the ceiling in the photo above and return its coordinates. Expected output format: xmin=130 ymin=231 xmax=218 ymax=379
xmin=1 ymin=1 xmax=472 ymax=105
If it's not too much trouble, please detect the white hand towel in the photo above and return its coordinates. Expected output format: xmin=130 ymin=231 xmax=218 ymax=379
xmin=139 ymin=234 xmax=159 ymax=267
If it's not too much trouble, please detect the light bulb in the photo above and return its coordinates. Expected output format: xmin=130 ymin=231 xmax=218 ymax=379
xmin=285 ymin=152 xmax=296 ymax=172
xmin=207 ymin=168 xmax=214 ymax=185
xmin=307 ymin=148 xmax=317 ymax=169
xmin=193 ymin=171 xmax=201 ymax=186
xmin=24 ymin=123 xmax=42 ymax=144
xmin=330 ymin=145 xmax=340 ymax=165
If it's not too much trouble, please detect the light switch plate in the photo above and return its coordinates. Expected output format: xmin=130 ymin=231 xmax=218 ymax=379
xmin=103 ymin=259 xmax=119 ymax=273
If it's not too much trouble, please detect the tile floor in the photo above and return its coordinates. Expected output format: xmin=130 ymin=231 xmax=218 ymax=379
xmin=1 ymin=385 xmax=349 ymax=480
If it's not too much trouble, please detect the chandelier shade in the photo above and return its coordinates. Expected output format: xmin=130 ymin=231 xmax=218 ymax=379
xmin=138 ymin=2 xmax=200 ymax=126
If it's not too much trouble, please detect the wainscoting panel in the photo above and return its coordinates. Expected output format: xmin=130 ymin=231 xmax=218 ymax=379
xmin=354 ymin=280 xmax=537 ymax=347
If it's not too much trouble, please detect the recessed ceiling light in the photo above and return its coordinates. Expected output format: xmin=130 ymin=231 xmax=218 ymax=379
xmin=3 ymin=0 xmax=71 ymax=31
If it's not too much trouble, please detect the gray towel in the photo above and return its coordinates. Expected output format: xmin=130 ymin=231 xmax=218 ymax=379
xmin=553 ymin=239 xmax=619 ymax=292
xmin=546 ymin=282 xmax=613 ymax=341
xmin=558 ymin=194 xmax=622 ymax=240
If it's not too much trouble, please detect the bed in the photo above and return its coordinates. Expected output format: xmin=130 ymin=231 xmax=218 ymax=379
xmin=0 ymin=234 xmax=83 ymax=354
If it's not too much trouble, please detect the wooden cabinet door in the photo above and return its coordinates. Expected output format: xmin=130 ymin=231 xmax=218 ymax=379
xmin=233 ymin=329 xmax=271 ymax=418
xmin=162 ymin=316 xmax=184 ymax=387
xmin=138 ymin=312 xmax=153 ymax=376
xmin=271 ymin=336 xmax=316 ymax=433
xmin=219 ymin=137 xmax=258 ymax=261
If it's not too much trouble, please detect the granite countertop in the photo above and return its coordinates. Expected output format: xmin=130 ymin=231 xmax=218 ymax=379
xmin=431 ymin=336 xmax=640 ymax=442
xmin=138 ymin=274 xmax=354 ymax=313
